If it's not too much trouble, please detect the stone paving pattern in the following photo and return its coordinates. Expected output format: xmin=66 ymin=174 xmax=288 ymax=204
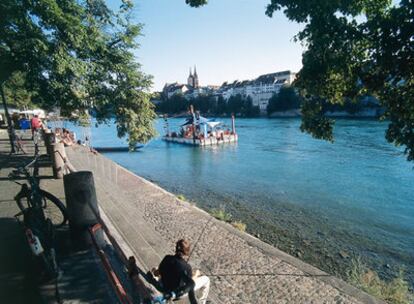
xmin=67 ymin=145 xmax=384 ymax=304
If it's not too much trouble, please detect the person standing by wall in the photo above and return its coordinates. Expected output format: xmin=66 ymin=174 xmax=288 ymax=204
xmin=30 ymin=114 xmax=42 ymax=139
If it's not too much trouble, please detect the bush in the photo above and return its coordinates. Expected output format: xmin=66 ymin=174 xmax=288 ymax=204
xmin=176 ymin=194 xmax=186 ymax=201
xmin=210 ymin=207 xmax=232 ymax=222
xmin=348 ymin=258 xmax=413 ymax=304
xmin=231 ymin=221 xmax=246 ymax=232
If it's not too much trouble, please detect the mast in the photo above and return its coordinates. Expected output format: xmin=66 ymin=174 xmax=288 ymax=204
xmin=190 ymin=105 xmax=196 ymax=144
xmin=231 ymin=113 xmax=236 ymax=135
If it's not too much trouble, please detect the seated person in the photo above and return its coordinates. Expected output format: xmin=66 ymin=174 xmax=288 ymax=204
xmin=60 ymin=128 xmax=74 ymax=146
xmin=152 ymin=239 xmax=210 ymax=304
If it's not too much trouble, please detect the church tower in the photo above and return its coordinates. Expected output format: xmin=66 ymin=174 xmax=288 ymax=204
xmin=187 ymin=68 xmax=194 ymax=87
xmin=193 ymin=65 xmax=199 ymax=88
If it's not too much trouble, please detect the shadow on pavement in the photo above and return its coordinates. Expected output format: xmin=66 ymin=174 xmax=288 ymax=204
xmin=0 ymin=217 xmax=43 ymax=304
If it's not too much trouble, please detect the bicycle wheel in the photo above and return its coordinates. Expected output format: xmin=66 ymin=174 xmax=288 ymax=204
xmin=40 ymin=190 xmax=67 ymax=228
xmin=17 ymin=189 xmax=68 ymax=227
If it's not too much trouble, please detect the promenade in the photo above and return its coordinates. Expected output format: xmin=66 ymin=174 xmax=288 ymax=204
xmin=0 ymin=131 xmax=116 ymax=304
xmin=66 ymin=144 xmax=384 ymax=304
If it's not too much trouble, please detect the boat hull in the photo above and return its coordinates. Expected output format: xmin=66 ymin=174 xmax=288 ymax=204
xmin=162 ymin=134 xmax=238 ymax=146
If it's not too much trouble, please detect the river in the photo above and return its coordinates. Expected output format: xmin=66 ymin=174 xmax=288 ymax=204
xmin=66 ymin=118 xmax=414 ymax=285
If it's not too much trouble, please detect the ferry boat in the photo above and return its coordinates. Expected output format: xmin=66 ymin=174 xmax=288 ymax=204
xmin=162 ymin=107 xmax=238 ymax=147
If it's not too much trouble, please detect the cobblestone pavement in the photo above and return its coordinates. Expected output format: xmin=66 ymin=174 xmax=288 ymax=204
xmin=67 ymin=145 xmax=384 ymax=304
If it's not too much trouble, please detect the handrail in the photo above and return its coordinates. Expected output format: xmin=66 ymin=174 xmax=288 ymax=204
xmin=89 ymin=224 xmax=133 ymax=304
xmin=68 ymin=151 xmax=156 ymax=303
xmin=54 ymin=149 xmax=76 ymax=174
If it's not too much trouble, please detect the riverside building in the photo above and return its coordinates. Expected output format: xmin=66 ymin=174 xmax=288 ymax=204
xmin=162 ymin=69 xmax=296 ymax=113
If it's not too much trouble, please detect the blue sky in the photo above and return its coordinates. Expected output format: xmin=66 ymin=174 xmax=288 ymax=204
xmin=128 ymin=0 xmax=304 ymax=91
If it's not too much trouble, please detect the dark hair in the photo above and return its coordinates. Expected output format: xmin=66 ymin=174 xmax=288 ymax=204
xmin=175 ymin=239 xmax=190 ymax=257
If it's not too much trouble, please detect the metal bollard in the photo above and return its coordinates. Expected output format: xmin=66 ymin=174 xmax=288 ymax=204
xmin=63 ymin=171 xmax=105 ymax=250
xmin=51 ymin=142 xmax=66 ymax=179
xmin=44 ymin=132 xmax=55 ymax=159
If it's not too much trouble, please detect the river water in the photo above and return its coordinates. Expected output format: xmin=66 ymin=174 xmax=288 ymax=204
xmin=67 ymin=118 xmax=414 ymax=284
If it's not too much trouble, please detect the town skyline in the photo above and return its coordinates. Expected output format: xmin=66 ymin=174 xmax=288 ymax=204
xmin=127 ymin=0 xmax=304 ymax=91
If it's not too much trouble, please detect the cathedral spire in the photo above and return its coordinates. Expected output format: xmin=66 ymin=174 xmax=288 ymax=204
xmin=193 ymin=65 xmax=199 ymax=88
xmin=189 ymin=67 xmax=193 ymax=77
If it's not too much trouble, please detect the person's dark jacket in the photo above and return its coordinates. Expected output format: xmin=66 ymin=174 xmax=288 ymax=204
xmin=159 ymin=254 xmax=197 ymax=304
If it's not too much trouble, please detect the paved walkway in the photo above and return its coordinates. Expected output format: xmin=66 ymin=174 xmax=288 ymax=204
xmin=66 ymin=145 xmax=384 ymax=304
xmin=0 ymin=130 xmax=116 ymax=304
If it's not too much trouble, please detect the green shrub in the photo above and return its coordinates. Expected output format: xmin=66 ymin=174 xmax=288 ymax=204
xmin=231 ymin=221 xmax=246 ymax=232
xmin=210 ymin=207 xmax=232 ymax=222
xmin=348 ymin=258 xmax=413 ymax=304
xmin=176 ymin=194 xmax=186 ymax=201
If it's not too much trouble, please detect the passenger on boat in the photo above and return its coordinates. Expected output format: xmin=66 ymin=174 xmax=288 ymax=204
xmin=150 ymin=239 xmax=210 ymax=304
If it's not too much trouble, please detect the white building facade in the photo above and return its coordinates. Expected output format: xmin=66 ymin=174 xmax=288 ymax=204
xmin=163 ymin=69 xmax=296 ymax=113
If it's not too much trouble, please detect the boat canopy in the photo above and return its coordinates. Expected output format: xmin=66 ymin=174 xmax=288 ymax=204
xmin=181 ymin=115 xmax=221 ymax=129
xmin=206 ymin=121 xmax=221 ymax=128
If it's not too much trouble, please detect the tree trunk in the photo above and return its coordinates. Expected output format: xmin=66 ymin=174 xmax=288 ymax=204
xmin=0 ymin=83 xmax=16 ymax=153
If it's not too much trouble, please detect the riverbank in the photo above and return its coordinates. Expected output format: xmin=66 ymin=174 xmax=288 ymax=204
xmin=158 ymin=107 xmax=382 ymax=118
xmin=65 ymin=144 xmax=384 ymax=303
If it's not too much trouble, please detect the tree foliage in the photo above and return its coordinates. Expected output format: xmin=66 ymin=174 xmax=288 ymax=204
xmin=186 ymin=0 xmax=414 ymax=161
xmin=156 ymin=94 xmax=260 ymax=117
xmin=185 ymin=0 xmax=208 ymax=8
xmin=3 ymin=72 xmax=34 ymax=109
xmin=267 ymin=0 xmax=414 ymax=160
xmin=267 ymin=86 xmax=302 ymax=114
xmin=1 ymin=0 xmax=156 ymax=146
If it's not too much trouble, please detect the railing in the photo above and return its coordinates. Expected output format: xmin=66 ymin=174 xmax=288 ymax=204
xmin=63 ymin=148 xmax=156 ymax=303
xmin=89 ymin=224 xmax=133 ymax=304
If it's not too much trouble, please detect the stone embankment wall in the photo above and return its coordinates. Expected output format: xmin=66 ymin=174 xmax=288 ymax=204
xmin=66 ymin=145 xmax=383 ymax=304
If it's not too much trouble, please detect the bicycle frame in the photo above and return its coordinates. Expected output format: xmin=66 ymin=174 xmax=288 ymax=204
xmin=12 ymin=156 xmax=43 ymax=207
xmin=10 ymin=156 xmax=59 ymax=278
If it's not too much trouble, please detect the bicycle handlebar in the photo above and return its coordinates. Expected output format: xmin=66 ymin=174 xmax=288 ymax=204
xmin=8 ymin=155 xmax=41 ymax=179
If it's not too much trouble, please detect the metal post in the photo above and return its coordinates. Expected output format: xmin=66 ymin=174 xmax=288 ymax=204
xmin=0 ymin=83 xmax=16 ymax=153
xmin=190 ymin=105 xmax=196 ymax=144
xmin=52 ymin=142 xmax=66 ymax=179
xmin=231 ymin=114 xmax=236 ymax=135
xmin=44 ymin=132 xmax=56 ymax=159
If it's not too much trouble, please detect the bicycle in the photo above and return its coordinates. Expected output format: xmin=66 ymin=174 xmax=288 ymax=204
xmin=9 ymin=155 xmax=68 ymax=279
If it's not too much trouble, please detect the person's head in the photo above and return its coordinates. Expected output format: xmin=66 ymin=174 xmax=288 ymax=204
xmin=175 ymin=239 xmax=190 ymax=258
xmin=34 ymin=115 xmax=38 ymax=118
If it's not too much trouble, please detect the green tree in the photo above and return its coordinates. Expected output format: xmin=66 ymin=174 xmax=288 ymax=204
xmin=186 ymin=0 xmax=414 ymax=161
xmin=1 ymin=0 xmax=156 ymax=148
xmin=227 ymin=94 xmax=244 ymax=115
xmin=215 ymin=95 xmax=227 ymax=115
xmin=4 ymin=72 xmax=34 ymax=109
xmin=242 ymin=96 xmax=260 ymax=117
xmin=156 ymin=94 xmax=189 ymax=114
xmin=266 ymin=0 xmax=414 ymax=160
xmin=267 ymin=86 xmax=302 ymax=115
